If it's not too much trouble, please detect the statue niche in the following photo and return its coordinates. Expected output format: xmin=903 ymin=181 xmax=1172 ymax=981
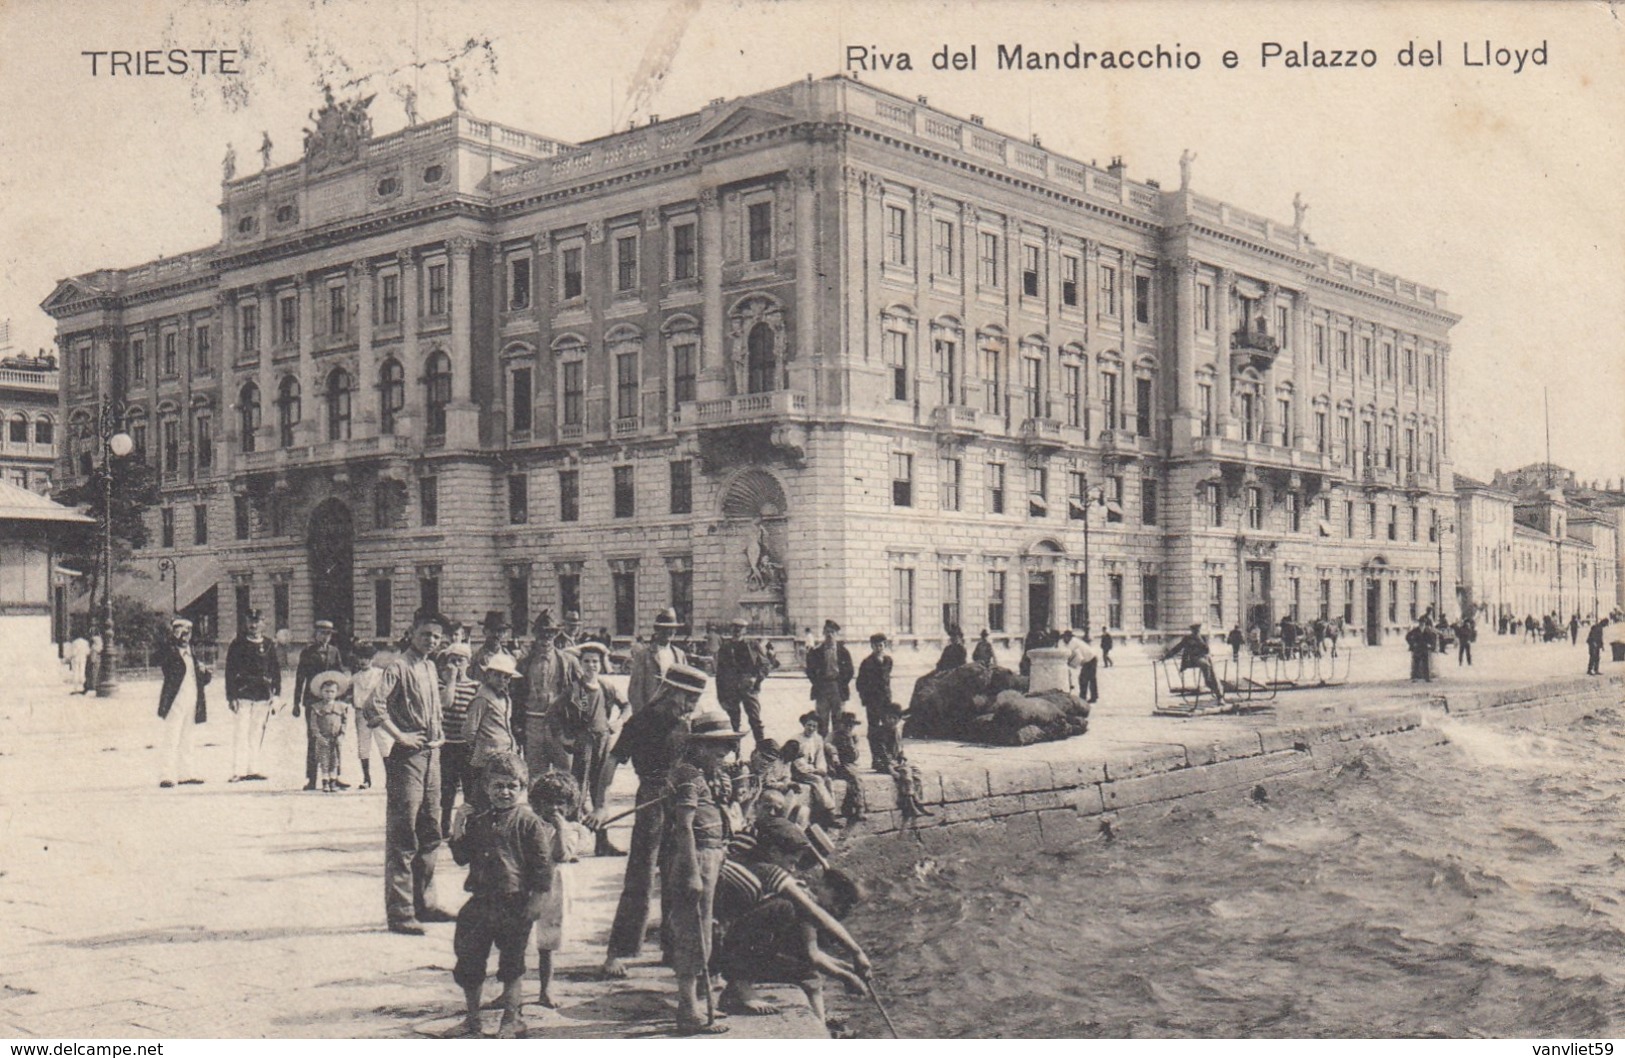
xmin=718 ymin=468 xmax=790 ymax=633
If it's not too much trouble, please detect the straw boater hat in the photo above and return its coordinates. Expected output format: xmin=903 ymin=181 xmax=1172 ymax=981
xmin=575 ymin=641 xmax=611 ymax=662
xmin=659 ymin=662 xmax=709 ymax=696
xmin=314 ymin=619 xmax=335 ymax=632
xmin=481 ymin=652 xmax=519 ymax=678
xmin=311 ymin=670 xmax=351 ymax=697
xmin=171 ymin=617 xmax=193 ymax=632
xmin=686 ymin=709 xmax=745 ymax=742
xmin=442 ymin=641 xmax=472 ymax=660
xmin=653 ymin=607 xmax=683 ymax=630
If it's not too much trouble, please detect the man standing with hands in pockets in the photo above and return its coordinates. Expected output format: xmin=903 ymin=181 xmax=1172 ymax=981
xmin=225 ymin=609 xmax=282 ymax=783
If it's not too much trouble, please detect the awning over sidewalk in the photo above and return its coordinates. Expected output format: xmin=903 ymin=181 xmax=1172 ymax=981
xmin=69 ymin=555 xmax=226 ymax=615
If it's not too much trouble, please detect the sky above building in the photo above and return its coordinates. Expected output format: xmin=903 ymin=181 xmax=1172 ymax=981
xmin=1 ymin=0 xmax=1619 ymax=482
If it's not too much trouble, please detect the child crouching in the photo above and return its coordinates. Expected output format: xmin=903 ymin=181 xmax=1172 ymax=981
xmin=448 ymin=751 xmax=552 ymax=1038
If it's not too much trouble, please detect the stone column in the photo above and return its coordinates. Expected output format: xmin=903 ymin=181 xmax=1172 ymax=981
xmin=219 ymin=292 xmax=238 ymax=474
xmin=444 ymin=235 xmax=479 ymax=448
xmin=697 ymin=187 xmax=726 ymax=400
xmin=1214 ymin=269 xmax=1234 ymax=439
xmin=1260 ymin=282 xmax=1279 ymax=446
xmin=794 ymin=166 xmax=817 ymax=390
xmin=1291 ymin=290 xmax=1310 ymax=449
xmin=1081 ymin=239 xmax=1101 ymax=439
xmin=296 ymin=272 xmax=318 ymax=445
xmin=255 ymin=283 xmax=276 ymax=451
xmin=397 ymin=249 xmax=420 ymax=440
xmin=353 ymin=261 xmax=375 ymax=433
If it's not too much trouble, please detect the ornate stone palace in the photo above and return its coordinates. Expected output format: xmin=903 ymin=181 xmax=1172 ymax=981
xmin=44 ymin=75 xmax=1459 ymax=648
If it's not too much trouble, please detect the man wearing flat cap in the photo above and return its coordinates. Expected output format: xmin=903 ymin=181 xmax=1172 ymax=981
xmin=596 ymin=662 xmax=708 ymax=979
xmin=804 ymin=619 xmax=854 ymax=736
xmin=294 ymin=618 xmax=347 ymax=791
xmin=156 ymin=617 xmax=212 ymax=788
xmin=714 ymin=617 xmax=770 ymax=745
xmin=625 ymin=607 xmax=688 ymax=715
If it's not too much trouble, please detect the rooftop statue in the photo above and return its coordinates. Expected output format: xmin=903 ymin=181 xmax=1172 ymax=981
xmin=301 ymin=84 xmax=376 ymax=172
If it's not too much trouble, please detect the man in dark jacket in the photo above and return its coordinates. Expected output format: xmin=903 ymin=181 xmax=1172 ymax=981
xmin=225 ymin=609 xmax=282 ymax=782
xmin=855 ymin=633 xmax=894 ymax=771
xmin=1162 ymin=623 xmax=1225 ymax=706
xmin=157 ymin=618 xmax=212 ymax=788
xmin=714 ymin=617 xmax=770 ymax=744
xmin=804 ymin=619 xmax=854 ymax=736
xmin=1586 ymin=618 xmax=1608 ymax=675
xmin=294 ymin=619 xmax=346 ymax=791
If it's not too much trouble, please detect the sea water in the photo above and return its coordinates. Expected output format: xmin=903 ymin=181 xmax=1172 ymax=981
xmin=837 ymin=709 xmax=1625 ymax=1038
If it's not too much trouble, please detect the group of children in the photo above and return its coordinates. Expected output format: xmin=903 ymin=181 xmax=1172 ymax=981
xmin=746 ymin=710 xmax=869 ymax=830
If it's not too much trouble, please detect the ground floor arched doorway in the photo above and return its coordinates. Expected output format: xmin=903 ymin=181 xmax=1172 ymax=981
xmin=307 ymin=498 xmax=354 ymax=637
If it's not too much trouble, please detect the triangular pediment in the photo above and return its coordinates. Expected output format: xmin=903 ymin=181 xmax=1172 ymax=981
xmin=692 ymin=104 xmax=797 ymax=146
xmin=40 ymin=278 xmax=112 ymax=317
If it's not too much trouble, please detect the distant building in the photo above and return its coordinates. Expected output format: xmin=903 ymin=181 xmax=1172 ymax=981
xmin=0 ymin=479 xmax=92 ymax=685
xmin=0 ymin=321 xmax=59 ymax=495
xmin=43 ymin=76 xmax=1459 ymax=649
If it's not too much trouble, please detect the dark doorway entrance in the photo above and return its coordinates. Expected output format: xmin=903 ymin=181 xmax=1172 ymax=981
xmin=1028 ymin=572 xmax=1053 ymax=634
xmin=307 ymin=498 xmax=354 ymax=636
xmin=1366 ymin=579 xmax=1384 ymax=645
xmin=1245 ymin=561 xmax=1273 ymax=635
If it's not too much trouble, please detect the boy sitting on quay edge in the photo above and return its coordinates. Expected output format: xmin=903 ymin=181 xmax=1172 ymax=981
xmin=447 ymin=751 xmax=553 ymax=1038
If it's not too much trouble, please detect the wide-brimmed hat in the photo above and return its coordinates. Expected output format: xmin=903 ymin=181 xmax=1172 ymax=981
xmin=575 ymin=641 xmax=611 ymax=661
xmin=653 ymin=608 xmax=683 ymax=629
xmin=687 ymin=709 xmax=745 ymax=741
xmin=835 ymin=711 xmax=862 ymax=727
xmin=481 ymin=652 xmax=519 ymax=678
xmin=311 ymin=670 xmax=351 ymax=697
xmin=823 ymin=619 xmax=841 ymax=634
xmin=171 ymin=617 xmax=193 ymax=631
xmin=481 ymin=610 xmax=510 ymax=632
xmin=659 ymin=663 xmax=709 ymax=696
xmin=531 ymin=608 xmax=558 ymax=633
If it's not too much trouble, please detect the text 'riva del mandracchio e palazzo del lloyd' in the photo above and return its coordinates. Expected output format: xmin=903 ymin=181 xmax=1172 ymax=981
xmin=43 ymin=74 xmax=1458 ymax=653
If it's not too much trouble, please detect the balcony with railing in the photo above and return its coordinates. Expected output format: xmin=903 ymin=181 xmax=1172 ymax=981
xmin=1191 ymin=434 xmax=1341 ymax=478
xmin=1230 ymin=316 xmax=1281 ymax=373
xmin=1019 ymin=417 xmax=1067 ymax=452
xmin=237 ymin=432 xmax=415 ymax=472
xmin=680 ymin=390 xmax=810 ymax=427
xmin=931 ymin=404 xmax=981 ymax=441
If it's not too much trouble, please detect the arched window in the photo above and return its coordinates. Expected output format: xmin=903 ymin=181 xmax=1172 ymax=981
xmin=277 ymin=376 xmax=301 ymax=447
xmin=379 ymin=358 xmax=405 ymax=434
xmin=34 ymin=416 xmax=53 ymax=446
xmin=7 ymin=413 xmax=26 ymax=445
xmin=425 ymin=351 xmax=452 ymax=437
xmin=746 ymin=323 xmax=776 ymax=395
xmin=238 ymin=383 xmax=260 ymax=453
xmin=326 ymin=367 xmax=352 ymax=441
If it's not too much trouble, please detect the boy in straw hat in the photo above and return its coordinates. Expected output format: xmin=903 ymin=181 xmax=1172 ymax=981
xmin=663 ymin=706 xmax=745 ymax=1034
xmin=310 ymin=670 xmax=352 ymax=793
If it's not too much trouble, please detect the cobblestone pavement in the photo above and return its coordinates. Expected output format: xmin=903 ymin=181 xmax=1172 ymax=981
xmin=0 ymin=634 xmax=1605 ymax=1038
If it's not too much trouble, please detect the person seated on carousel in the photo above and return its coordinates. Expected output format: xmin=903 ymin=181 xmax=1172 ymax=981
xmin=1162 ymin=623 xmax=1227 ymax=707
xmin=714 ymin=823 xmax=872 ymax=1032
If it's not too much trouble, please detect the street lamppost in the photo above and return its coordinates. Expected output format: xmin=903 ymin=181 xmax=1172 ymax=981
xmin=1068 ymin=474 xmax=1118 ymax=634
xmin=95 ymin=399 xmax=134 ymax=699
xmin=157 ymin=557 xmax=179 ymax=615
xmin=1434 ymin=515 xmax=1456 ymax=622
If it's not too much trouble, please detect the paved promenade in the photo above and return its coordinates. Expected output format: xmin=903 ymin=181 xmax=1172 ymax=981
xmin=0 ymin=634 xmax=1611 ymax=1038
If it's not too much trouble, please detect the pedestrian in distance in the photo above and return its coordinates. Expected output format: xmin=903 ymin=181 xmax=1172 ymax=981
xmin=933 ymin=625 xmax=967 ymax=673
xmin=1099 ymin=626 xmax=1114 ymax=668
xmin=1163 ymin=623 xmax=1226 ymax=707
xmin=1585 ymin=618 xmax=1607 ymax=676
xmin=447 ymin=751 xmax=552 ymax=1039
xmin=1457 ymin=616 xmax=1476 ymax=666
xmin=1226 ymin=623 xmax=1245 ymax=663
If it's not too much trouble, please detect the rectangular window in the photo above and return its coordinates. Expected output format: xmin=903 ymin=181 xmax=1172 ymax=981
xmin=273 ymin=581 xmax=290 ymax=633
xmin=613 ymin=571 xmax=637 ymax=637
xmin=278 ymin=295 xmax=297 ymax=345
xmin=1135 ymin=377 xmax=1153 ymax=438
xmin=1409 ymin=505 xmax=1420 ymax=542
xmin=561 ymin=247 xmax=583 ymax=299
xmin=419 ymin=477 xmax=438 ymax=527
xmin=672 ymin=342 xmax=697 ymax=407
xmin=561 ymin=361 xmax=584 ymax=427
xmin=1022 ymin=357 xmax=1043 ymax=420
xmin=934 ymin=218 xmax=955 ymax=277
xmin=1313 ymin=323 xmax=1327 ymax=367
xmin=163 ymin=332 xmax=177 ymax=375
xmin=1062 ymin=364 xmax=1081 ymax=428
xmin=1404 ymin=348 xmax=1416 ymax=387
xmin=1368 ymin=501 xmax=1379 ymax=539
xmin=615 ymin=234 xmax=638 ymax=292
xmin=419 ymin=571 xmax=440 ymax=618
xmin=234 ymin=494 xmax=250 ymax=540
xmin=1198 ymin=284 xmax=1213 ymax=330
xmin=161 ymin=507 xmax=175 ymax=548
xmin=1203 ymin=482 xmax=1223 ymax=528
xmin=508 ymin=474 xmax=528 ymax=525
xmin=559 ymin=469 xmax=579 ymax=522
xmin=1141 ymin=476 xmax=1158 ymax=525
xmin=1339 ymin=414 xmax=1352 ymax=463
xmin=1021 ymin=244 xmax=1040 ymax=298
xmin=891 ymin=452 xmax=914 ymax=508
xmin=1061 ymin=254 xmax=1079 ymax=307
xmin=616 ymin=352 xmax=639 ymax=420
xmin=1028 ymin=466 xmax=1048 ymax=518
xmin=886 ymin=206 xmax=909 ymax=265
xmin=1425 ymin=352 xmax=1435 ymax=389
xmin=328 ymin=284 xmax=346 ymax=336
xmin=1336 ymin=331 xmax=1350 ymax=372
xmin=892 ymin=568 xmax=916 ymax=635
xmin=1108 ymin=574 xmax=1124 ymax=628
xmin=886 ymin=330 xmax=909 ymax=402
xmin=508 ymin=256 xmax=531 ymax=310
xmin=987 ymin=462 xmax=1006 ymax=515
xmin=126 ymin=337 xmax=145 ymax=383
xmin=1360 ymin=336 xmax=1372 ymax=376
xmin=983 ymin=348 xmax=1002 ymax=415
xmin=613 ymin=465 xmax=635 ymax=518
xmin=427 ymin=264 xmax=447 ymax=316
xmin=241 ymin=306 xmax=260 ymax=353
xmin=1107 ymin=476 xmax=1125 ymax=523
xmin=1100 ymin=265 xmax=1118 ymax=318
xmin=1276 ymin=398 xmax=1291 ymax=446
xmin=1344 ymin=579 xmax=1356 ymax=624
xmin=1069 ymin=572 xmax=1089 ymax=631
xmin=1142 ymin=574 xmax=1160 ymax=629
xmin=670 ymin=460 xmax=693 ymax=515
xmin=670 ymin=567 xmax=693 ymax=629
xmin=1287 ymin=492 xmax=1301 ymax=533
xmin=939 ymin=457 xmax=962 ymax=511
xmin=1315 ymin=410 xmax=1329 ymax=453
xmin=1198 ymin=382 xmax=1213 ymax=437
xmin=77 ymin=344 xmax=91 ymax=388
xmin=1387 ymin=504 xmax=1398 ymax=542
xmin=508 ymin=576 xmax=530 ymax=637
xmin=1288 ymin=577 xmax=1302 ymax=622
xmin=1408 ymin=580 xmax=1419 ymax=622
xmin=195 ymin=415 xmax=212 ymax=470
xmin=1209 ymin=574 xmax=1225 ymax=624
xmin=747 ymin=201 xmax=772 ymax=261
xmin=1102 ymin=372 xmax=1120 ymax=432
xmin=987 ymin=570 xmax=1007 ymax=633
xmin=942 ymin=569 xmax=963 ymax=633
xmin=510 ymin=367 xmax=533 ymax=434
xmin=558 ymin=571 xmax=581 ymax=618
xmin=192 ymin=504 xmax=208 ymax=545
xmin=1318 ymin=579 xmax=1332 ymax=621
xmin=194 ymin=325 xmax=211 ymax=370
xmin=1134 ymin=274 xmax=1152 ymax=324
xmin=234 ymin=584 xmax=252 ymax=634
xmin=978 ymin=232 xmax=1000 ymax=288
xmin=162 ymin=419 xmax=179 ymax=474
xmin=1246 ymin=485 xmax=1264 ymax=530
xmin=380 ymin=273 xmax=400 ymax=324
xmin=1383 ymin=342 xmax=1395 ymax=380
xmin=672 ymin=222 xmax=697 ymax=281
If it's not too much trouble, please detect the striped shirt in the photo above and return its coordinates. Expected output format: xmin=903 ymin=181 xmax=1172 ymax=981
xmin=442 ymin=676 xmax=479 ymax=743
xmin=714 ymin=859 xmax=797 ymax=925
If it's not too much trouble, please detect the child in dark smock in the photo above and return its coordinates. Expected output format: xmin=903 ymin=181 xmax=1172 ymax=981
xmin=447 ymin=752 xmax=552 ymax=1038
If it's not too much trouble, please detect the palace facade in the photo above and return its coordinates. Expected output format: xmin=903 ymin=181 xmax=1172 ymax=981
xmin=44 ymin=75 xmax=1459 ymax=649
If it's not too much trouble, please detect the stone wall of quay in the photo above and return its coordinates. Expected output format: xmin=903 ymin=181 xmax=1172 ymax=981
xmin=846 ymin=675 xmax=1625 ymax=842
